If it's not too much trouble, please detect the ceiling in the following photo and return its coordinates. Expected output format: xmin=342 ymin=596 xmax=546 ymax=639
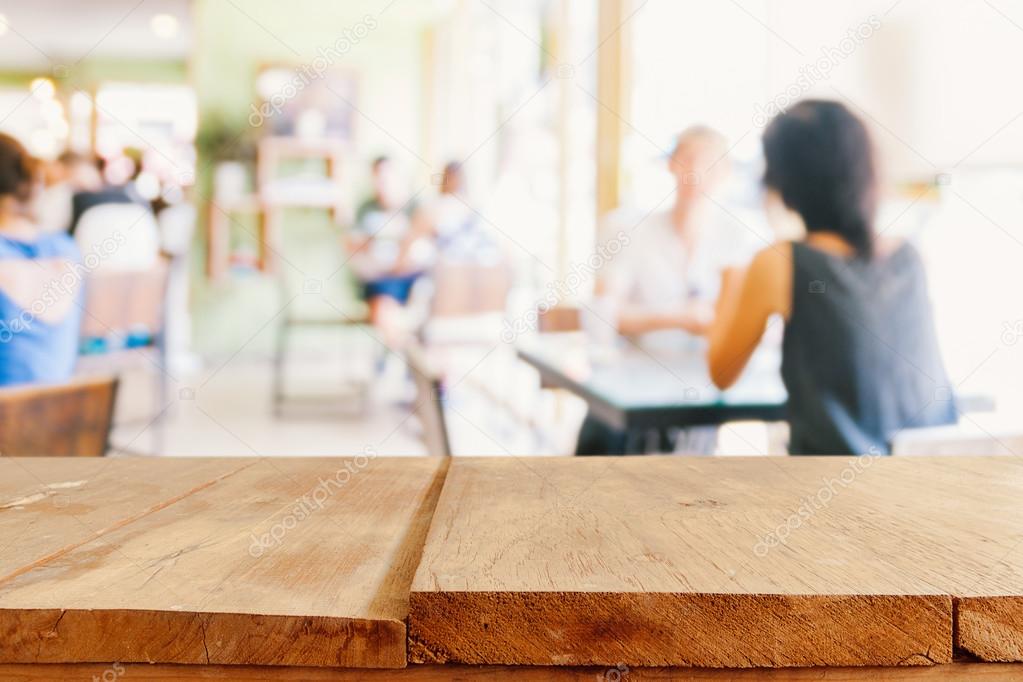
xmin=0 ymin=0 xmax=192 ymax=69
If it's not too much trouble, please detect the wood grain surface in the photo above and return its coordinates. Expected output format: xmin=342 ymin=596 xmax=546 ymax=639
xmin=4 ymin=661 xmax=1023 ymax=681
xmin=0 ymin=457 xmax=447 ymax=668
xmin=409 ymin=456 xmax=1023 ymax=667
xmin=4 ymin=456 xmax=1023 ymax=672
xmin=0 ymin=458 xmax=251 ymax=582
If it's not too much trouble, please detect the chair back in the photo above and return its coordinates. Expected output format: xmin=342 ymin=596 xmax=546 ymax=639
xmin=429 ymin=259 xmax=512 ymax=318
xmin=892 ymin=422 xmax=1023 ymax=456
xmin=80 ymin=260 xmax=170 ymax=341
xmin=0 ymin=376 xmax=119 ymax=456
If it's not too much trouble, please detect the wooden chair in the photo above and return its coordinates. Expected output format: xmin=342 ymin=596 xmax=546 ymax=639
xmin=428 ymin=259 xmax=512 ymax=318
xmin=418 ymin=259 xmax=513 ymax=346
xmin=892 ymin=421 xmax=1023 ymax=456
xmin=0 ymin=376 xmax=119 ymax=456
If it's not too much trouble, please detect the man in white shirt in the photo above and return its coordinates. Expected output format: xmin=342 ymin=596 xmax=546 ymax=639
xmin=577 ymin=126 xmax=761 ymax=454
xmin=602 ymin=126 xmax=759 ymax=339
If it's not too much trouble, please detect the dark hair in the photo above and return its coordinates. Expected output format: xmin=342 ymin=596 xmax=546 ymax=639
xmin=371 ymin=155 xmax=390 ymax=171
xmin=0 ymin=133 xmax=36 ymax=203
xmin=441 ymin=160 xmax=463 ymax=194
xmin=763 ymin=100 xmax=877 ymax=258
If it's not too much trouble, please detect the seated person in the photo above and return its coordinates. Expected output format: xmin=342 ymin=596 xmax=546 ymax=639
xmin=35 ymin=152 xmax=101 ymax=233
xmin=414 ymin=161 xmax=494 ymax=261
xmin=69 ymin=151 xmax=149 ymax=235
xmin=347 ymin=156 xmax=421 ymax=340
xmin=707 ymin=100 xmax=956 ymax=455
xmin=576 ymin=126 xmax=761 ymax=455
xmin=0 ymin=134 xmax=83 ymax=387
xmin=392 ymin=161 xmax=500 ymax=274
xmin=67 ymin=150 xmax=160 ymax=272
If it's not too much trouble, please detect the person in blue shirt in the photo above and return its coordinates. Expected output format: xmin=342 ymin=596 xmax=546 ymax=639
xmin=0 ymin=133 xmax=83 ymax=387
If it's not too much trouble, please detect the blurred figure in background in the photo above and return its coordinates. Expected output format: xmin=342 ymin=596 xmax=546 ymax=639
xmin=708 ymin=100 xmax=956 ymax=455
xmin=347 ymin=155 xmax=421 ymax=342
xmin=400 ymin=161 xmax=497 ymax=267
xmin=69 ymin=150 xmax=149 ymax=235
xmin=601 ymin=126 xmax=757 ymax=339
xmin=0 ymin=133 xmax=82 ymax=386
xmin=576 ymin=125 xmax=759 ymax=455
xmin=71 ymin=150 xmax=160 ymax=272
xmin=34 ymin=152 xmax=103 ymax=233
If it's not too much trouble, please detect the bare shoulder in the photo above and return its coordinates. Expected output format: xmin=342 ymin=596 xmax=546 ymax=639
xmin=748 ymin=241 xmax=792 ymax=278
xmin=747 ymin=242 xmax=793 ymax=317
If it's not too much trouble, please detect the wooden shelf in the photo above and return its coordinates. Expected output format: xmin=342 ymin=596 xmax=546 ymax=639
xmin=207 ymin=137 xmax=347 ymax=281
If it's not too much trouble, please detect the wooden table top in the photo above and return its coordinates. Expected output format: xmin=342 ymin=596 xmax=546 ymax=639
xmin=2 ymin=456 xmax=1023 ymax=674
xmin=0 ymin=457 xmax=446 ymax=668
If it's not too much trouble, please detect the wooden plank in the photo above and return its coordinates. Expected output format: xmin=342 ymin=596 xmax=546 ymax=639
xmin=958 ymin=598 xmax=1023 ymax=661
xmin=0 ymin=457 xmax=251 ymax=583
xmin=409 ymin=456 xmax=1023 ymax=667
xmin=0 ymin=457 xmax=447 ymax=669
xmin=835 ymin=458 xmax=1023 ymax=663
xmin=1 ymin=662 xmax=1022 ymax=681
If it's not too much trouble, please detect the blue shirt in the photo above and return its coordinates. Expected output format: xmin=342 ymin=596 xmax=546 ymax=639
xmin=0 ymin=232 xmax=83 ymax=387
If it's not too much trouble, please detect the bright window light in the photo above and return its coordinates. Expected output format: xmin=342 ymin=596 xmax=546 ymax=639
xmin=29 ymin=77 xmax=55 ymax=100
xmin=150 ymin=13 xmax=179 ymax=39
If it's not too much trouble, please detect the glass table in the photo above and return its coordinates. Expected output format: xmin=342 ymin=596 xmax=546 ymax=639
xmin=517 ymin=332 xmax=788 ymax=431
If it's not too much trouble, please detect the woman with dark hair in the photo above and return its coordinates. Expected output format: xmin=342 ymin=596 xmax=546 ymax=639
xmin=707 ymin=100 xmax=955 ymax=455
xmin=0 ymin=133 xmax=83 ymax=386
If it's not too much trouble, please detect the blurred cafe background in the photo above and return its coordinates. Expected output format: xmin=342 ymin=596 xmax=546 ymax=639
xmin=1 ymin=0 xmax=1022 ymax=458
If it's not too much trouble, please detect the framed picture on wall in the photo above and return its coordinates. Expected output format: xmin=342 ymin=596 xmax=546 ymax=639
xmin=253 ymin=64 xmax=358 ymax=141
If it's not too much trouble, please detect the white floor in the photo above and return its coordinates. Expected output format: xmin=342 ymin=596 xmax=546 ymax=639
xmin=108 ymin=343 xmax=571 ymax=458
xmin=107 ymin=320 xmax=780 ymax=458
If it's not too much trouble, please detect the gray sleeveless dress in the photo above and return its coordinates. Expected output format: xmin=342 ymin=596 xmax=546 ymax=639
xmin=782 ymin=241 xmax=956 ymax=455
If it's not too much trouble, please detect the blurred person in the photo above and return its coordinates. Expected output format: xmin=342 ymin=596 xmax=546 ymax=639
xmin=707 ymin=100 xmax=956 ymax=455
xmin=576 ymin=126 xmax=760 ymax=455
xmin=33 ymin=152 xmax=103 ymax=233
xmin=600 ymin=126 xmax=758 ymax=339
xmin=401 ymin=161 xmax=496 ymax=266
xmin=0 ymin=134 xmax=83 ymax=386
xmin=72 ymin=150 xmax=160 ymax=271
xmin=347 ymin=155 xmax=421 ymax=340
xmin=69 ymin=150 xmax=149 ymax=235
xmin=58 ymin=151 xmax=104 ymax=193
